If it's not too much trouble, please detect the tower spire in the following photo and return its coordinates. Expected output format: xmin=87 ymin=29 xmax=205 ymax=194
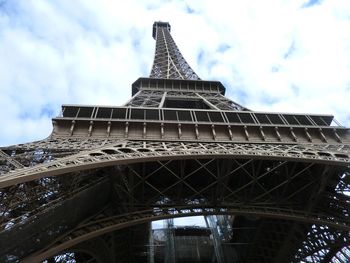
xmin=150 ymin=21 xmax=200 ymax=80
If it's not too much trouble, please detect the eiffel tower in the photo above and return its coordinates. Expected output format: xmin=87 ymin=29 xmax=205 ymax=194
xmin=1 ymin=21 xmax=350 ymax=263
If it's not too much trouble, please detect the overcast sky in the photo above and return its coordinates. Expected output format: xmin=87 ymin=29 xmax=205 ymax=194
xmin=0 ymin=0 xmax=350 ymax=146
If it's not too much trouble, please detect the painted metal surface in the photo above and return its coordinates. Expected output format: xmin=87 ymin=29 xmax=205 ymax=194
xmin=0 ymin=21 xmax=349 ymax=263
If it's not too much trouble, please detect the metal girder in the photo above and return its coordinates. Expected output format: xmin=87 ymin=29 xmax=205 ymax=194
xmin=294 ymin=225 xmax=350 ymax=262
xmin=21 ymin=204 xmax=350 ymax=263
xmin=50 ymin=103 xmax=349 ymax=143
xmin=1 ymin=155 xmax=349 ymax=262
xmin=1 ymin=141 xmax=349 ymax=188
xmin=0 ymin=149 xmax=24 ymax=169
xmin=125 ymin=89 xmax=247 ymax=111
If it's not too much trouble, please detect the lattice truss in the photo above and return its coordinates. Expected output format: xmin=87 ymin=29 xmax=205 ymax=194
xmin=125 ymin=90 xmax=247 ymax=111
xmin=150 ymin=22 xmax=200 ymax=80
xmin=0 ymin=21 xmax=350 ymax=263
xmin=0 ymin=138 xmax=350 ymax=262
xmin=125 ymin=90 xmax=164 ymax=107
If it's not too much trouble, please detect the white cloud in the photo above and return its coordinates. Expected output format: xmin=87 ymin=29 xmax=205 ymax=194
xmin=0 ymin=0 xmax=349 ymax=146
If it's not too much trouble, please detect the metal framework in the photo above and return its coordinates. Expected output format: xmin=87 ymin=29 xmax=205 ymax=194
xmin=0 ymin=21 xmax=349 ymax=263
xmin=150 ymin=22 xmax=200 ymax=80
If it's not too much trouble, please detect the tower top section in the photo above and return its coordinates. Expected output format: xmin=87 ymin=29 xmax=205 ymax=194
xmin=152 ymin=21 xmax=171 ymax=39
xmin=150 ymin=21 xmax=200 ymax=80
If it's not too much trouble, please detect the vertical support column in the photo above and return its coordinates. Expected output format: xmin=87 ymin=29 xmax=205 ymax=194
xmin=164 ymin=218 xmax=176 ymax=263
xmin=148 ymin=225 xmax=155 ymax=263
xmin=205 ymin=216 xmax=225 ymax=263
xmin=110 ymin=232 xmax=117 ymax=263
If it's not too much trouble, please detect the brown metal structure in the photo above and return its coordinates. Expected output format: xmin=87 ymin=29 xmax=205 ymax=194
xmin=0 ymin=21 xmax=350 ymax=262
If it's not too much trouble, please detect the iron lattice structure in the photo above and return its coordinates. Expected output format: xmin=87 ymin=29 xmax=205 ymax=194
xmin=0 ymin=21 xmax=350 ymax=263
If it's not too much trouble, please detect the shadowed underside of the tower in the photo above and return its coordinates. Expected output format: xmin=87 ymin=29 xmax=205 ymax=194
xmin=0 ymin=21 xmax=350 ymax=263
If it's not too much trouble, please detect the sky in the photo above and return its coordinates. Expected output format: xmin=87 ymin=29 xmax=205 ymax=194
xmin=0 ymin=0 xmax=350 ymax=146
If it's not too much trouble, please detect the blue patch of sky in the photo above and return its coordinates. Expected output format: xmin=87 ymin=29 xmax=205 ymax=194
xmin=133 ymin=39 xmax=141 ymax=49
xmin=146 ymin=0 xmax=171 ymax=10
xmin=185 ymin=4 xmax=195 ymax=14
xmin=0 ymin=0 xmax=31 ymax=30
xmin=217 ymin=43 xmax=231 ymax=53
xmin=271 ymin=66 xmax=280 ymax=73
xmin=140 ymin=62 xmax=151 ymax=76
xmin=291 ymin=84 xmax=300 ymax=96
xmin=260 ymin=93 xmax=280 ymax=105
xmin=233 ymin=92 xmax=249 ymax=109
xmin=40 ymin=106 xmax=55 ymax=118
xmin=0 ymin=1 xmax=52 ymax=43
xmin=49 ymin=1 xmax=95 ymax=30
xmin=197 ymin=49 xmax=205 ymax=64
xmin=224 ymin=82 xmax=249 ymax=105
xmin=284 ymin=41 xmax=296 ymax=59
xmin=206 ymin=59 xmax=219 ymax=73
xmin=18 ymin=111 xmax=31 ymax=120
xmin=18 ymin=105 xmax=56 ymax=120
xmin=302 ymin=0 xmax=323 ymax=8
xmin=73 ymin=17 xmax=95 ymax=33
xmin=0 ymin=0 xmax=19 ymax=16
xmin=235 ymin=89 xmax=248 ymax=105
xmin=197 ymin=49 xmax=219 ymax=72
xmin=130 ymin=28 xmax=142 ymax=49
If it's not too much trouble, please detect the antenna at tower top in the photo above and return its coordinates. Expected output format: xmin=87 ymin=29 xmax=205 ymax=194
xmin=152 ymin=21 xmax=171 ymax=39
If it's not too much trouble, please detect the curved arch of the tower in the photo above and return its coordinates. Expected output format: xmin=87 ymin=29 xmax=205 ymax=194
xmin=1 ymin=21 xmax=349 ymax=263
